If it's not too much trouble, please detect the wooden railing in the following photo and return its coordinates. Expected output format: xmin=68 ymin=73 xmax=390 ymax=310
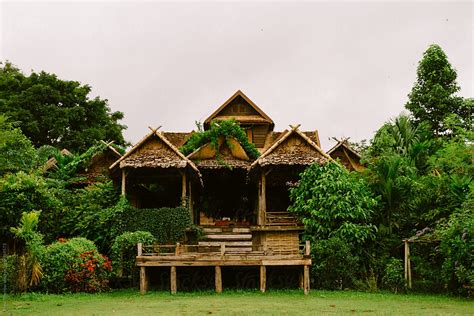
xmin=137 ymin=240 xmax=311 ymax=257
xmin=265 ymin=211 xmax=299 ymax=226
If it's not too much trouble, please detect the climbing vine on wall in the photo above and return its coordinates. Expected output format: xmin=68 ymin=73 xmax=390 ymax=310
xmin=179 ymin=119 xmax=260 ymax=159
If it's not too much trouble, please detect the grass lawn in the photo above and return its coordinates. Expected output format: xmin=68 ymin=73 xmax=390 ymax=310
xmin=1 ymin=289 xmax=472 ymax=315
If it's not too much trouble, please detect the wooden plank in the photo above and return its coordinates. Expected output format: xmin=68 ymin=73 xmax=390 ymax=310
xmin=198 ymin=241 xmax=253 ymax=247
xmin=215 ymin=266 xmax=222 ymax=293
xmin=140 ymin=266 xmax=147 ymax=294
xmin=232 ymin=228 xmax=251 ymax=233
xmin=170 ymin=266 xmax=177 ymax=294
xmin=260 ymin=266 xmax=266 ymax=293
xmin=205 ymin=234 xmax=252 ymax=240
xmin=304 ymin=265 xmax=310 ymax=295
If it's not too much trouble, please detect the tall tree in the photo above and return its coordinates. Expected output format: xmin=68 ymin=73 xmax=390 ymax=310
xmin=0 ymin=62 xmax=127 ymax=152
xmin=405 ymin=44 xmax=464 ymax=136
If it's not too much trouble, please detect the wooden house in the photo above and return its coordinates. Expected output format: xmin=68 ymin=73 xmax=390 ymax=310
xmin=110 ymin=90 xmax=334 ymax=294
xmin=327 ymin=138 xmax=364 ymax=172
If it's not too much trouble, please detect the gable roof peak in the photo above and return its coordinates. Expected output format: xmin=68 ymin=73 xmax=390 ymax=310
xmin=204 ymin=90 xmax=274 ymax=129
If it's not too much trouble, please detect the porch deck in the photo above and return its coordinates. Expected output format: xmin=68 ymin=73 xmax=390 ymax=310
xmin=136 ymin=241 xmax=311 ymax=294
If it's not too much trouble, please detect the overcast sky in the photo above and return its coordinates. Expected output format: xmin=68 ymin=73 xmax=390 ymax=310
xmin=1 ymin=1 xmax=472 ymax=150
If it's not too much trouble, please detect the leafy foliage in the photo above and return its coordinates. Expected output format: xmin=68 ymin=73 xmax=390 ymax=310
xmin=0 ymin=115 xmax=37 ymax=175
xmin=289 ymin=162 xmax=378 ymax=244
xmin=0 ymin=61 xmax=127 ymax=152
xmin=111 ymin=231 xmax=154 ymax=281
xmin=405 ymin=44 xmax=464 ymax=135
xmin=382 ymin=258 xmax=405 ymax=293
xmin=0 ymin=172 xmax=62 ymax=242
xmin=437 ymin=193 xmax=474 ymax=295
xmin=10 ymin=211 xmax=45 ymax=291
xmin=311 ymin=237 xmax=360 ymax=289
xmin=41 ymin=237 xmax=110 ymax=293
xmin=180 ymin=119 xmax=260 ymax=160
xmin=116 ymin=204 xmax=193 ymax=244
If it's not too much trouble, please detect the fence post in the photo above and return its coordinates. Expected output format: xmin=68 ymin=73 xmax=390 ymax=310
xmin=137 ymin=243 xmax=142 ymax=256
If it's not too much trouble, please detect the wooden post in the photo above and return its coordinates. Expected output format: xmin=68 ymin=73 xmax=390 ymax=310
xmin=303 ymin=265 xmax=310 ymax=295
xmin=258 ymin=171 xmax=267 ymax=226
xmin=299 ymin=271 xmax=304 ymax=289
xmin=404 ymin=240 xmax=408 ymax=287
xmin=215 ymin=266 xmax=222 ymax=293
xmin=137 ymin=243 xmax=143 ymax=256
xmin=406 ymin=241 xmax=411 ymax=289
xmin=121 ymin=169 xmax=127 ymax=196
xmin=181 ymin=172 xmax=187 ymax=207
xmin=404 ymin=240 xmax=412 ymax=289
xmin=260 ymin=266 xmax=266 ymax=293
xmin=220 ymin=243 xmax=226 ymax=256
xmin=170 ymin=266 xmax=177 ymax=294
xmin=140 ymin=266 xmax=147 ymax=294
xmin=188 ymin=180 xmax=194 ymax=223
xmin=305 ymin=240 xmax=310 ymax=256
xmin=175 ymin=242 xmax=180 ymax=256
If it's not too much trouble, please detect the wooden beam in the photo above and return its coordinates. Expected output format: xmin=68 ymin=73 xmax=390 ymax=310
xmin=303 ymin=265 xmax=310 ymax=295
xmin=305 ymin=240 xmax=310 ymax=256
xmin=170 ymin=266 xmax=177 ymax=294
xmin=121 ymin=169 xmax=127 ymax=196
xmin=260 ymin=266 xmax=266 ymax=293
xmin=258 ymin=171 xmax=266 ymax=226
xmin=181 ymin=172 xmax=187 ymax=207
xmin=299 ymin=271 xmax=304 ymax=290
xmin=140 ymin=266 xmax=147 ymax=294
xmin=215 ymin=266 xmax=222 ymax=293
xmin=188 ymin=180 xmax=193 ymax=223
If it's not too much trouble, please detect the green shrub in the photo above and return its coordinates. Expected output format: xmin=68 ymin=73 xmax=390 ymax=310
xmin=438 ymin=193 xmax=474 ymax=295
xmin=382 ymin=258 xmax=404 ymax=293
xmin=111 ymin=231 xmax=154 ymax=281
xmin=0 ymin=255 xmax=21 ymax=293
xmin=117 ymin=205 xmax=192 ymax=244
xmin=311 ymin=237 xmax=359 ymax=290
xmin=41 ymin=237 xmax=110 ymax=293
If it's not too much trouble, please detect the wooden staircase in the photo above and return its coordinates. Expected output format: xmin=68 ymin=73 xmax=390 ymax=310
xmin=199 ymin=226 xmax=253 ymax=253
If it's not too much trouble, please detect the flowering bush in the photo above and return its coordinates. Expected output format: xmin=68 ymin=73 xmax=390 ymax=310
xmin=64 ymin=251 xmax=112 ymax=293
xmin=41 ymin=237 xmax=111 ymax=293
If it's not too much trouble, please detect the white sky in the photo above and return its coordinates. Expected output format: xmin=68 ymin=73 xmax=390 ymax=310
xmin=1 ymin=0 xmax=473 ymax=150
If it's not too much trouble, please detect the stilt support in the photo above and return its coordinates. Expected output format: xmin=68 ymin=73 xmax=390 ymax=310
xmin=170 ymin=266 xmax=177 ymax=294
xmin=215 ymin=266 xmax=222 ymax=293
xmin=303 ymin=265 xmax=310 ymax=295
xmin=140 ymin=266 xmax=148 ymax=294
xmin=260 ymin=266 xmax=266 ymax=293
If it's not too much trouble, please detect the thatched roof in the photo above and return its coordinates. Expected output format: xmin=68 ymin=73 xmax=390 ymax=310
xmin=250 ymin=125 xmax=331 ymax=169
xmin=327 ymin=138 xmax=365 ymax=172
xmin=204 ymin=90 xmax=274 ymax=129
xmin=163 ymin=132 xmax=193 ymax=148
xmin=109 ymin=129 xmax=201 ymax=177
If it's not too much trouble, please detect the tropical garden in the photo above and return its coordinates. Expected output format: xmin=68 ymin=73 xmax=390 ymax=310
xmin=0 ymin=44 xmax=472 ymax=308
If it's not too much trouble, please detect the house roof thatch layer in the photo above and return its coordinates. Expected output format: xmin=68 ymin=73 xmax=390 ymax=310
xmin=251 ymin=125 xmax=331 ymax=169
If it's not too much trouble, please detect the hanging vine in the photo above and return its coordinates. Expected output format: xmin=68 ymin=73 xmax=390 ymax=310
xmin=179 ymin=119 xmax=260 ymax=159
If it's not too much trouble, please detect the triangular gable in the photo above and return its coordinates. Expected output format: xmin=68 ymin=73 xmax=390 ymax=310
xmin=250 ymin=125 xmax=332 ymax=168
xmin=109 ymin=129 xmax=200 ymax=175
xmin=187 ymin=136 xmax=250 ymax=161
xmin=327 ymin=139 xmax=361 ymax=159
xmin=204 ymin=90 xmax=274 ymax=128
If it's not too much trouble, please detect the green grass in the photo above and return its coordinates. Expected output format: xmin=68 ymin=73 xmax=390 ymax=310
xmin=1 ymin=289 xmax=472 ymax=315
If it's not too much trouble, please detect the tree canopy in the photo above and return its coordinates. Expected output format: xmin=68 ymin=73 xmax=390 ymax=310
xmin=405 ymin=44 xmax=465 ymax=136
xmin=0 ymin=62 xmax=127 ymax=152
